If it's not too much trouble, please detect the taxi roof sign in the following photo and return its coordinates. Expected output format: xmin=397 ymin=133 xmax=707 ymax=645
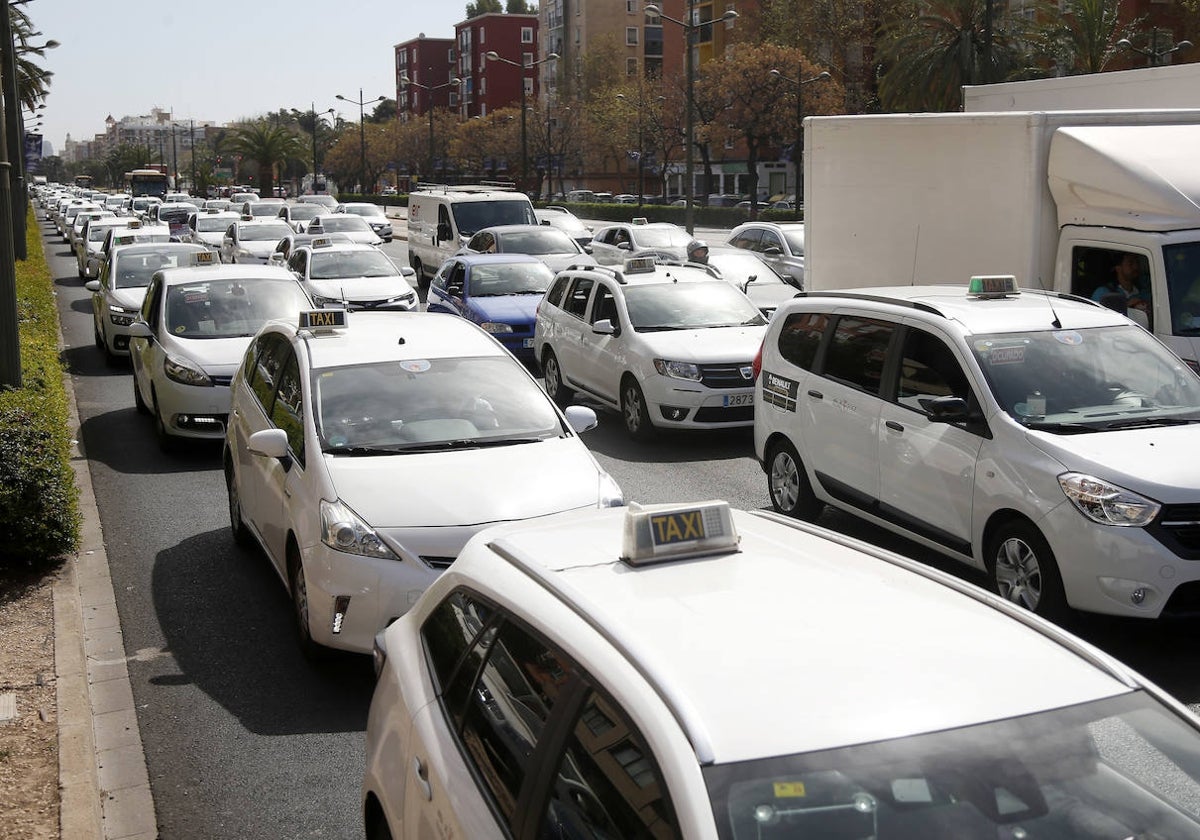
xmin=311 ymin=237 xmax=334 ymax=249
xmin=621 ymin=500 xmax=739 ymax=566
xmin=623 ymin=255 xmax=658 ymax=276
xmin=192 ymin=251 xmax=216 ymax=265
xmin=299 ymin=308 xmax=348 ymax=332
xmin=968 ymin=275 xmax=1020 ymax=299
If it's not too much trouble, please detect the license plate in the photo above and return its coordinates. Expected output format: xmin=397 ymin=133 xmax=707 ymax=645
xmin=723 ymin=393 xmax=753 ymax=407
xmin=522 ymin=338 xmax=534 ymax=348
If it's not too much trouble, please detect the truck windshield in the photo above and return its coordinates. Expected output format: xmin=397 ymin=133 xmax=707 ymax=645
xmin=1163 ymin=242 xmax=1200 ymax=336
xmin=970 ymin=324 xmax=1200 ymax=431
xmin=452 ymin=200 xmax=536 ymax=236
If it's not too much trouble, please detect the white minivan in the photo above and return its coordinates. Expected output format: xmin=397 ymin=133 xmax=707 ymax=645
xmin=754 ymin=278 xmax=1200 ymax=622
xmin=406 ymin=185 xmax=536 ymax=286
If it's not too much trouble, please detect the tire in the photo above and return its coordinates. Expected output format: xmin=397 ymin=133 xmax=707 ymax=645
xmin=132 ymin=375 xmax=149 ymax=415
xmin=288 ymin=547 xmax=328 ymax=661
xmin=766 ymin=439 xmax=823 ymax=520
xmin=225 ymin=461 xmax=254 ymax=549
xmin=541 ymin=349 xmax=574 ymax=405
xmin=621 ymin=377 xmax=655 ymax=440
xmin=986 ymin=520 xmax=1068 ymax=621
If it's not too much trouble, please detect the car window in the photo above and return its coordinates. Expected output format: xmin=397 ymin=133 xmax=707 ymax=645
xmin=458 ymin=619 xmax=578 ymax=828
xmin=545 ymin=275 xmax=570 ymax=308
xmin=541 ymin=689 xmax=681 ymax=840
xmin=730 ymin=229 xmax=763 ymax=250
xmin=777 ymin=311 xmax=831 ymax=371
xmin=895 ymin=328 xmax=973 ymax=414
xmin=591 ymin=284 xmax=619 ymax=326
xmin=823 ymin=315 xmax=896 ymax=396
xmin=270 ymin=351 xmax=305 ymax=467
xmin=422 ymin=590 xmax=497 ymax=722
xmin=140 ymin=276 xmax=163 ymax=325
xmin=248 ymin=333 xmax=291 ymax=415
xmin=759 ymin=231 xmax=784 ymax=253
xmin=563 ymin=277 xmax=595 ymax=319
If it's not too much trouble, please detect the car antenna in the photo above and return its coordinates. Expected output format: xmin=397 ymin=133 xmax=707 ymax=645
xmin=1033 ymin=274 xmax=1062 ymax=329
xmin=909 ymin=225 xmax=920 ymax=286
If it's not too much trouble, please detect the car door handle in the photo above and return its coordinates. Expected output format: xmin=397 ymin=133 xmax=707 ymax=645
xmin=807 ymin=390 xmax=823 ymax=400
xmin=886 ymin=420 xmax=904 ymax=432
xmin=412 ymin=756 xmax=433 ymax=802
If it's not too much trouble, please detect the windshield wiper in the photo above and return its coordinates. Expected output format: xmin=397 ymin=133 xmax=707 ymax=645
xmin=322 ymin=445 xmax=405 ymax=456
xmin=394 ymin=436 xmax=547 ymax=453
xmin=1100 ymin=416 xmax=1199 ymax=431
xmin=1022 ymin=421 xmax=1101 ymax=434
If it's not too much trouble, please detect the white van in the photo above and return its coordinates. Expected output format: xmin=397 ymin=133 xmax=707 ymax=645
xmin=406 ymin=184 xmax=536 ymax=286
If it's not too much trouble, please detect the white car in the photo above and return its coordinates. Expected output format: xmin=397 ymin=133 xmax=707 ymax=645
xmin=182 ymin=209 xmax=240 ymax=253
xmin=727 ymin=220 xmax=806 ymax=288
xmin=85 ymin=243 xmax=211 ymax=362
xmin=285 ymin=239 xmax=417 ymax=311
xmin=74 ymin=215 xmax=132 ymax=278
xmin=306 ymin=213 xmax=383 ymax=247
xmin=534 ymin=258 xmax=769 ymax=438
xmin=241 ymin=199 xmax=287 ymax=219
xmin=755 ymin=277 xmax=1200 ymax=621
xmin=222 ymin=309 xmax=623 ymax=657
xmin=219 ymin=218 xmax=296 ymax=264
xmin=587 ymin=220 xmax=694 ymax=265
xmin=335 ymin=202 xmax=394 ymax=242
xmin=704 ymin=246 xmax=801 ymax=318
xmin=277 ymin=203 xmax=325 ymax=233
xmin=364 ymin=498 xmax=1200 ymax=839
xmin=458 ymin=224 xmax=595 ymax=273
xmin=128 ymin=263 xmax=312 ymax=449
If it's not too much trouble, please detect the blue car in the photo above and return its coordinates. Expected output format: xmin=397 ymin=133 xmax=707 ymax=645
xmin=426 ymin=254 xmax=555 ymax=362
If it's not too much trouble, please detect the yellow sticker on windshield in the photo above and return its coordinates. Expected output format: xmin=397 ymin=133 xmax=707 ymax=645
xmin=774 ymin=782 xmax=807 ymax=798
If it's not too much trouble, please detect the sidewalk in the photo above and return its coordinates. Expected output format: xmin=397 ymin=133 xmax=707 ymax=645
xmin=56 ymin=339 xmax=155 ymax=839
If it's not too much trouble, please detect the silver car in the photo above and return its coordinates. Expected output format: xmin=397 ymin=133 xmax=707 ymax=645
xmin=727 ymin=220 xmax=806 ymax=288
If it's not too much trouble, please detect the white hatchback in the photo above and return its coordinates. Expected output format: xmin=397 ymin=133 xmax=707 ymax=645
xmin=128 ymin=263 xmax=312 ymax=448
xmin=222 ymin=310 xmax=623 ymax=656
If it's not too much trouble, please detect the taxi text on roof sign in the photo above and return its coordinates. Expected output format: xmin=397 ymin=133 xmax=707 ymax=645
xmin=300 ymin=309 xmax=348 ymax=331
xmin=968 ymin=275 xmax=1019 ymax=298
xmin=621 ymin=500 xmax=740 ymax=566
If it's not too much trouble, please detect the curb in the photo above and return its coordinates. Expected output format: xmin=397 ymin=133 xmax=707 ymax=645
xmin=55 ymin=310 xmax=157 ymax=838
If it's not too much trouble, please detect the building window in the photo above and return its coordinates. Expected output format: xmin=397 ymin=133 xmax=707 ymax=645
xmin=627 ymin=0 xmax=638 ymax=11
xmin=448 ymin=47 xmax=455 ymax=62
xmin=626 ymin=57 xmax=638 ymax=76
xmin=626 ymin=27 xmax=638 ymax=46
xmin=523 ymin=51 xmax=533 ymax=67
xmin=522 ymin=26 xmax=534 ymax=43
xmin=480 ymin=27 xmax=485 ymax=44
xmin=524 ymin=77 xmax=534 ymax=96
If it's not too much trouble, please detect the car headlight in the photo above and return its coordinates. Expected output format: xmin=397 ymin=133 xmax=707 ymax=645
xmin=1058 ymin=473 xmax=1160 ymax=527
xmin=311 ymin=294 xmax=342 ymax=308
xmin=480 ymin=322 xmax=513 ymax=334
xmin=163 ymin=353 xmax=213 ymax=386
xmin=654 ymin=359 xmax=702 ymax=381
xmin=320 ymin=499 xmax=399 ymax=560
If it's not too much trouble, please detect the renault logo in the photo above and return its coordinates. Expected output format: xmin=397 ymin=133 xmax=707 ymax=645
xmin=740 ymin=366 xmax=753 ymax=380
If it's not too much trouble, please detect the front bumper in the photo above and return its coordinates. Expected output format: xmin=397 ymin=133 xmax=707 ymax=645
xmin=641 ymin=374 xmax=756 ymax=429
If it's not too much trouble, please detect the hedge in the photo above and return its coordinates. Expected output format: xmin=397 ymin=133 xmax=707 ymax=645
xmin=0 ymin=204 xmax=80 ymax=566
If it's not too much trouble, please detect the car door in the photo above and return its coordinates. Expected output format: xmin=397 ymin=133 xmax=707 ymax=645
xmin=255 ymin=348 xmax=307 ymax=563
xmin=427 ymin=260 xmax=466 ymax=316
xmin=575 ymin=280 xmax=624 ymax=403
xmin=756 ymin=228 xmax=791 ymax=275
xmin=130 ymin=276 xmax=165 ymax=410
xmin=551 ymin=275 xmax=595 ymax=392
xmin=877 ymin=324 xmax=984 ymax=555
xmin=588 ymin=228 xmax=622 ymax=265
xmin=802 ymin=312 xmax=897 ymax=513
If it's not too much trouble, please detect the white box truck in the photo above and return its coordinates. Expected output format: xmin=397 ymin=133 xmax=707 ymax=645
xmin=803 ymin=109 xmax=1200 ymax=369
xmin=962 ymin=63 xmax=1200 ymax=112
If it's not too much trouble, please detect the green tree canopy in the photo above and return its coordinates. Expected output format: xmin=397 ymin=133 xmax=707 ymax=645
xmin=466 ymin=0 xmax=502 ymax=17
xmin=228 ymin=121 xmax=305 ymax=196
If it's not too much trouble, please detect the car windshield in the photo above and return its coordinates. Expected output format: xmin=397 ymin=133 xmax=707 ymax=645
xmin=158 ymin=206 xmax=197 ymax=224
xmin=315 ymin=216 xmax=371 ymax=233
xmin=111 ymin=251 xmax=200 ymax=289
xmin=239 ymin=224 xmax=293 ymax=242
xmin=89 ymin=225 xmax=122 ymax=242
xmin=314 ymin=355 xmax=564 ymax=451
xmin=624 ymin=282 xmax=767 ymax=331
xmin=633 ymin=226 xmax=691 ymax=249
xmin=705 ymin=692 xmax=1200 ymax=840
xmin=309 ymin=250 xmax=398 ymax=280
xmin=970 ymin=324 xmax=1200 ymax=432
xmin=452 ymin=200 xmax=538 ymax=236
xmin=708 ymin=253 xmax=786 ymax=286
xmin=495 ymin=228 xmax=578 ymax=255
xmin=164 ymin=278 xmax=308 ymax=338
xmin=541 ymin=215 xmax=590 ymax=237
xmin=287 ymin=205 xmax=323 ymax=220
xmin=345 ymin=204 xmax=385 ymax=218
xmin=468 ymin=262 xmax=553 ymax=296
xmin=196 ymin=217 xmax=232 ymax=232
xmin=248 ymin=204 xmax=281 ymax=217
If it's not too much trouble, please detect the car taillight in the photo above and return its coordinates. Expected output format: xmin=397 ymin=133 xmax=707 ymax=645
xmin=751 ymin=341 xmax=764 ymax=380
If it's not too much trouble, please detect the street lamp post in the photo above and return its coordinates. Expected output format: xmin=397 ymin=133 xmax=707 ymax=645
xmin=768 ymin=67 xmax=830 ymax=207
xmin=399 ymin=72 xmax=462 ymax=184
xmin=1118 ymin=28 xmax=1193 ymax=67
xmin=615 ymin=92 xmax=660 ymax=207
xmin=645 ymin=2 xmax=738 ymax=234
xmin=336 ymin=88 xmax=385 ymax=194
xmin=484 ymin=50 xmax=558 ymax=193
xmin=293 ymin=104 xmax=335 ymax=194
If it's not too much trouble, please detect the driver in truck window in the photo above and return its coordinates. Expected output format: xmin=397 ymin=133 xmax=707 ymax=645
xmin=1092 ymin=252 xmax=1150 ymax=314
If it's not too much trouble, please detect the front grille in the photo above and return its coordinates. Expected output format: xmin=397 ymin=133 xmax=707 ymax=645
xmin=694 ymin=405 xmax=754 ymax=423
xmin=1162 ymin=581 xmax=1200 ymax=616
xmin=210 ymin=375 xmax=233 ymax=387
xmin=699 ymin=362 xmax=755 ymax=389
xmin=1148 ymin=503 xmax=1200 ymax=559
xmin=421 ymin=555 xmax=456 ymax=570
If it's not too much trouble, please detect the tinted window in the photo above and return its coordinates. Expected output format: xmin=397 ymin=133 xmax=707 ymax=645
xmin=824 ymin=316 xmax=895 ymax=395
xmin=422 ymin=590 xmax=496 ymax=701
xmin=541 ymin=690 xmax=680 ymax=840
xmin=777 ymin=311 xmax=830 ymax=371
xmin=896 ymin=328 xmax=972 ymax=413
xmin=545 ymin=275 xmax=570 ymax=308
xmin=248 ymin=333 xmax=290 ymax=414
xmin=563 ymin=277 xmax=595 ymax=319
xmin=459 ymin=620 xmax=578 ymax=826
xmin=271 ymin=351 xmax=305 ymax=467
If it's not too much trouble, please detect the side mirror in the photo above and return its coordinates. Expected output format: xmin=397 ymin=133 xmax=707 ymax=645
xmin=592 ymin=318 xmax=617 ymax=336
xmin=400 ymin=265 xmax=416 ymax=278
xmin=921 ymin=395 xmax=971 ymax=423
xmin=564 ymin=405 xmax=598 ymax=434
xmin=247 ymin=428 xmax=291 ymax=461
xmin=617 ymin=242 xmax=631 ymax=251
xmin=127 ymin=321 xmax=153 ymax=339
xmin=762 ymin=246 xmax=784 ymax=257
xmin=84 ymin=280 xmax=100 ymax=293
xmin=583 ymin=243 xmax=593 ymax=254
xmin=447 ymin=283 xmax=463 ymax=298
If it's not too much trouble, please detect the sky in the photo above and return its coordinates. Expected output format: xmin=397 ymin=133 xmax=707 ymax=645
xmin=30 ymin=2 xmax=468 ymax=154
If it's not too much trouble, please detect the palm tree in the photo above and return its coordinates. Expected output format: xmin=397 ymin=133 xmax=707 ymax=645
xmin=227 ymin=121 xmax=304 ymax=197
xmin=876 ymin=0 xmax=1037 ymax=112
xmin=1035 ymin=0 xmax=1137 ymax=75
xmin=7 ymin=5 xmax=55 ymax=110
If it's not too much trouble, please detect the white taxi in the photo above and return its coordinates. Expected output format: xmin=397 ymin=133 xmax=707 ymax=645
xmin=222 ymin=310 xmax=623 ymax=658
xmin=285 ymin=238 xmax=418 ymax=311
xmin=219 ymin=217 xmax=296 ymax=264
xmin=128 ymin=261 xmax=312 ymax=449
xmin=534 ymin=258 xmax=768 ymax=439
xmin=365 ymin=499 xmax=1200 ymax=839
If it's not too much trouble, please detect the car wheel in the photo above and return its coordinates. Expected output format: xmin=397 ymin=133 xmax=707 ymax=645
xmin=132 ymin=375 xmax=149 ymax=415
xmin=987 ymin=520 xmax=1068 ymax=621
xmin=767 ymin=439 xmax=823 ymax=520
xmin=225 ymin=460 xmax=253 ymax=549
xmin=152 ymin=392 xmax=177 ymax=453
xmin=541 ymin=350 xmax=574 ymax=405
xmin=288 ymin=547 xmax=328 ymax=660
xmin=621 ymin=377 xmax=655 ymax=440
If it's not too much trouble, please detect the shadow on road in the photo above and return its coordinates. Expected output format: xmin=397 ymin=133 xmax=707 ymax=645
xmin=146 ymin=528 xmax=374 ymax=736
xmin=78 ymin=407 xmax=223 ymax=475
